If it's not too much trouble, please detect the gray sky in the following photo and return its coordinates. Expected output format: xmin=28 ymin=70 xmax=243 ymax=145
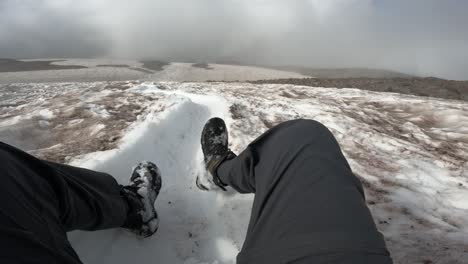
xmin=1 ymin=0 xmax=467 ymax=80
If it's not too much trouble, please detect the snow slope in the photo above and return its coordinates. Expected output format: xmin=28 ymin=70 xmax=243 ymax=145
xmin=68 ymin=95 xmax=241 ymax=264
xmin=0 ymin=81 xmax=467 ymax=263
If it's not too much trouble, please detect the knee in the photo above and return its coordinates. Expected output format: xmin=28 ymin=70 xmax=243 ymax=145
xmin=290 ymin=119 xmax=326 ymax=129
xmin=270 ymin=119 xmax=336 ymax=146
xmin=279 ymin=119 xmax=331 ymax=135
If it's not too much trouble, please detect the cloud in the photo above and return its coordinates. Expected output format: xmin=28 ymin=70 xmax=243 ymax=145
xmin=0 ymin=0 xmax=109 ymax=58
xmin=1 ymin=0 xmax=467 ymax=80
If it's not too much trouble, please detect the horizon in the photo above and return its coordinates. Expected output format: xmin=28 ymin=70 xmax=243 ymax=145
xmin=1 ymin=0 xmax=468 ymax=80
xmin=2 ymin=57 xmax=463 ymax=80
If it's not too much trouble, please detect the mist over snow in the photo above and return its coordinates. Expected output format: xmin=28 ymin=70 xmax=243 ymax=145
xmin=1 ymin=0 xmax=468 ymax=79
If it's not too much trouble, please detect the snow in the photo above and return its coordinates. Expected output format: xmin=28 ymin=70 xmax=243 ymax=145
xmin=68 ymin=94 xmax=237 ymax=264
xmin=38 ymin=109 xmax=55 ymax=119
xmin=0 ymin=115 xmax=22 ymax=127
xmin=49 ymin=58 xmax=145 ymax=68
xmin=0 ymin=59 xmax=308 ymax=84
xmin=89 ymin=124 xmax=105 ymax=136
xmin=86 ymin=104 xmax=111 ymax=118
xmin=144 ymin=62 xmax=309 ymax=82
xmin=38 ymin=120 xmax=50 ymax=128
xmin=49 ymin=59 xmax=310 ymax=81
xmin=0 ymin=67 xmax=147 ymax=84
xmin=0 ymin=81 xmax=467 ymax=263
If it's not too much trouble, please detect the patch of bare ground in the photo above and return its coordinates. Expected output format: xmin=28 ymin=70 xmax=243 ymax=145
xmin=258 ymin=114 xmax=291 ymax=129
xmin=269 ymin=66 xmax=414 ymax=78
xmin=358 ymin=174 xmax=392 ymax=205
xmin=279 ymin=88 xmax=309 ymax=99
xmin=102 ymin=82 xmax=135 ymax=91
xmin=130 ymin=68 xmax=154 ymax=74
xmin=340 ymin=107 xmax=407 ymax=141
xmin=192 ymin=63 xmax=213 ymax=70
xmin=229 ymin=103 xmax=247 ymax=120
xmin=0 ymin=58 xmax=87 ymax=72
xmin=346 ymin=146 xmax=400 ymax=174
xmin=141 ymin=60 xmax=170 ymax=72
xmin=251 ymin=77 xmax=468 ymax=101
xmin=96 ymin=64 xmax=130 ymax=68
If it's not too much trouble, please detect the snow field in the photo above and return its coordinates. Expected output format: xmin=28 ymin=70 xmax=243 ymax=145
xmin=1 ymin=81 xmax=467 ymax=263
xmin=68 ymin=92 xmax=248 ymax=264
xmin=0 ymin=60 xmax=309 ymax=84
xmin=143 ymin=63 xmax=309 ymax=82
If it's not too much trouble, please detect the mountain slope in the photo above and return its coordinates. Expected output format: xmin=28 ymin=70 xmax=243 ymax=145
xmin=0 ymin=81 xmax=467 ymax=263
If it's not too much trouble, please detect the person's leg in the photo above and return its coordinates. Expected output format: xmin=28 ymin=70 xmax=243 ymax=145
xmin=216 ymin=119 xmax=392 ymax=263
xmin=0 ymin=142 xmax=128 ymax=263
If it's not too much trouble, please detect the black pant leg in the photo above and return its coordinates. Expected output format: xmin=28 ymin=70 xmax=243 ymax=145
xmin=217 ymin=119 xmax=392 ymax=263
xmin=44 ymin=161 xmax=129 ymax=231
xmin=0 ymin=142 xmax=129 ymax=263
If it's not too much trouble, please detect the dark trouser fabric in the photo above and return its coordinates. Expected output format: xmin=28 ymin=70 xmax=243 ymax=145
xmin=0 ymin=142 xmax=128 ymax=264
xmin=217 ymin=119 xmax=393 ymax=263
xmin=0 ymin=119 xmax=392 ymax=264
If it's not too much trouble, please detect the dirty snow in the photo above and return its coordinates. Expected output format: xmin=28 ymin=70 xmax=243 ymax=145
xmin=0 ymin=67 xmax=147 ymax=84
xmin=0 ymin=81 xmax=467 ymax=264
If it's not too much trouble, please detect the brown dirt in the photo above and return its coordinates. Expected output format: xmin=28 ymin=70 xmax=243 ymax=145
xmin=130 ymin=67 xmax=154 ymax=74
xmin=96 ymin=64 xmax=130 ymax=68
xmin=0 ymin=58 xmax=87 ymax=72
xmin=192 ymin=63 xmax=213 ymax=70
xmin=271 ymin=66 xmax=413 ymax=78
xmin=229 ymin=103 xmax=247 ymax=120
xmin=141 ymin=60 xmax=170 ymax=72
xmin=251 ymin=77 xmax=468 ymax=101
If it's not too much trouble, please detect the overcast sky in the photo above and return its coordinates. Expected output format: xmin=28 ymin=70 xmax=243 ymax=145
xmin=1 ymin=0 xmax=467 ymax=79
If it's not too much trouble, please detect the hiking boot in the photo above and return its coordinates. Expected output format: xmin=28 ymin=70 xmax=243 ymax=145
xmin=196 ymin=117 xmax=236 ymax=191
xmin=121 ymin=161 xmax=162 ymax=238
